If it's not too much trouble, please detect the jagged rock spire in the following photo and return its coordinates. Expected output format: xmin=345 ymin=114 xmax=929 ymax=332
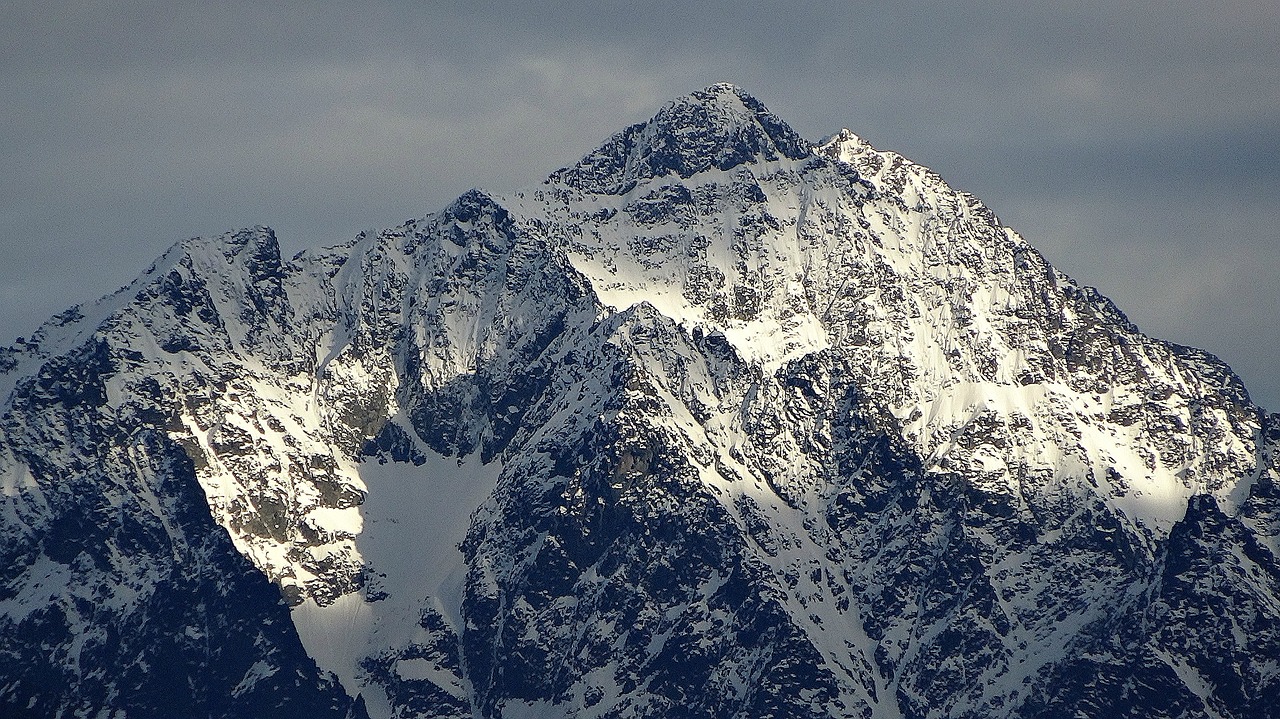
xmin=550 ymin=83 xmax=812 ymax=194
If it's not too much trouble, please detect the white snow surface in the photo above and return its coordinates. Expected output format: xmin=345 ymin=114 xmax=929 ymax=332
xmin=292 ymin=446 xmax=499 ymax=717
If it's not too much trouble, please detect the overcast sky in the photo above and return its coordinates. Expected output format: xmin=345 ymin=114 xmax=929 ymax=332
xmin=4 ymin=1 xmax=1278 ymax=409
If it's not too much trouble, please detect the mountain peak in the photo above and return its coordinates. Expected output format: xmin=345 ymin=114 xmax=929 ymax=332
xmin=686 ymin=80 xmax=747 ymax=104
xmin=680 ymin=82 xmax=768 ymax=116
xmin=550 ymin=84 xmax=811 ymax=194
xmin=6 ymin=84 xmax=1279 ymax=719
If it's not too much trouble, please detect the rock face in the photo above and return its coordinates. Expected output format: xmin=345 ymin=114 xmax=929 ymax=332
xmin=2 ymin=83 xmax=1278 ymax=718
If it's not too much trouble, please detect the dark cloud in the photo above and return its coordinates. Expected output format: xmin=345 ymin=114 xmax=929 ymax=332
xmin=3 ymin=1 xmax=1277 ymax=408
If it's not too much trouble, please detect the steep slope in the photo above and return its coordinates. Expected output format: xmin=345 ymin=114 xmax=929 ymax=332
xmin=1 ymin=83 xmax=1277 ymax=718
xmin=0 ymin=230 xmax=362 ymax=717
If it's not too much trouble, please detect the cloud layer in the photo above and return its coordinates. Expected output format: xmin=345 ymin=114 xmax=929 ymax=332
xmin=4 ymin=1 xmax=1277 ymax=407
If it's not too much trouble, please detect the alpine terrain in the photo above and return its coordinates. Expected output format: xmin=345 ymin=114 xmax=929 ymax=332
xmin=2 ymin=84 xmax=1278 ymax=718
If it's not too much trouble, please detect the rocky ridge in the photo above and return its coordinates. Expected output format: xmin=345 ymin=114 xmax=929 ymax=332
xmin=1 ymin=83 xmax=1278 ymax=718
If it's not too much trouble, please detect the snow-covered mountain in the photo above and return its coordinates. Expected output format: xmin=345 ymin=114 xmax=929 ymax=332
xmin=2 ymin=83 xmax=1278 ymax=718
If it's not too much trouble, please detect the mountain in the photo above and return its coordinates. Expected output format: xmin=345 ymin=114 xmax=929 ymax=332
xmin=2 ymin=83 xmax=1278 ymax=718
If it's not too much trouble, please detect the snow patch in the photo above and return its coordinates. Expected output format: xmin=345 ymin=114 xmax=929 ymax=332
xmin=291 ymin=446 xmax=501 ymax=717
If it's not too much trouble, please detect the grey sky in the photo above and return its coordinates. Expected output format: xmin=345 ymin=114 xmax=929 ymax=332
xmin=4 ymin=1 xmax=1278 ymax=409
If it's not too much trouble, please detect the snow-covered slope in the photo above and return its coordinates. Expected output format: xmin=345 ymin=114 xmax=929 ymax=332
xmin=2 ymin=83 xmax=1278 ymax=718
